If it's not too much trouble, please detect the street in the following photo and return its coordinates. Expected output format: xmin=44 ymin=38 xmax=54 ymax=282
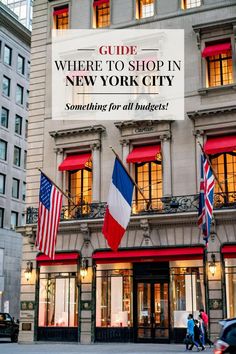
xmin=0 ymin=342 xmax=214 ymax=354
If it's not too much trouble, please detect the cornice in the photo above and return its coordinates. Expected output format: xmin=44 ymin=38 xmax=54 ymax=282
xmin=49 ymin=124 xmax=106 ymax=138
xmin=187 ymin=105 xmax=236 ymax=120
xmin=114 ymin=120 xmax=172 ymax=130
xmin=192 ymin=17 xmax=236 ymax=33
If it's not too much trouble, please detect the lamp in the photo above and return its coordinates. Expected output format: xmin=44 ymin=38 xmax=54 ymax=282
xmin=209 ymin=254 xmax=216 ymax=276
xmin=24 ymin=261 xmax=33 ymax=281
xmin=80 ymin=258 xmax=89 ymax=278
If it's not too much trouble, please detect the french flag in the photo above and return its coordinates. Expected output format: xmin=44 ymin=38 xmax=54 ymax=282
xmin=102 ymin=158 xmax=134 ymax=251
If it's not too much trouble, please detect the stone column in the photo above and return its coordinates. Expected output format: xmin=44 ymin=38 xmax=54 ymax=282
xmin=194 ymin=130 xmax=204 ymax=193
xmin=54 ymin=148 xmax=64 ymax=188
xmin=91 ymin=143 xmax=101 ymax=202
xmin=160 ymin=134 xmax=172 ymax=197
xmin=121 ymin=139 xmax=130 ymax=170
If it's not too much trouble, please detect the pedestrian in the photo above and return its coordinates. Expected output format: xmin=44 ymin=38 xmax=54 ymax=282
xmin=198 ymin=314 xmax=205 ymax=347
xmin=199 ymin=309 xmax=214 ymax=347
xmin=188 ymin=320 xmax=205 ymax=351
xmin=185 ymin=314 xmax=194 ymax=351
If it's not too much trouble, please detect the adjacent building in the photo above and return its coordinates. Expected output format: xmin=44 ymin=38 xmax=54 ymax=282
xmin=0 ymin=2 xmax=30 ymax=317
xmin=1 ymin=0 xmax=33 ymax=30
xmin=18 ymin=0 xmax=236 ymax=345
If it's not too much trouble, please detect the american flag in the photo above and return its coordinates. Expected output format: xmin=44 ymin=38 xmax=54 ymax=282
xmin=36 ymin=173 xmax=63 ymax=259
xmin=198 ymin=153 xmax=215 ymax=245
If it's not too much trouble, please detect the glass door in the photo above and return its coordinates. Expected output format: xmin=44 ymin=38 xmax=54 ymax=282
xmin=136 ymin=281 xmax=169 ymax=342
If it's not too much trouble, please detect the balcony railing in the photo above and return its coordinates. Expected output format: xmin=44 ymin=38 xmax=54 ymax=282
xmin=26 ymin=192 xmax=236 ymax=225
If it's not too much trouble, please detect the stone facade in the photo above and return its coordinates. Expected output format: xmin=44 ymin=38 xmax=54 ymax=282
xmin=18 ymin=0 xmax=236 ymax=344
xmin=0 ymin=3 xmax=30 ymax=318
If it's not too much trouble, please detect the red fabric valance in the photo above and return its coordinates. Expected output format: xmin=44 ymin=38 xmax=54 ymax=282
xmin=93 ymin=247 xmax=204 ymax=264
xmin=53 ymin=7 xmax=68 ymax=16
xmin=222 ymin=245 xmax=236 ymax=258
xmin=204 ymin=135 xmax=236 ymax=155
xmin=93 ymin=0 xmax=109 ymax=7
xmin=58 ymin=153 xmax=91 ymax=171
xmin=37 ymin=252 xmax=79 ymax=266
xmin=202 ymin=43 xmax=231 ymax=58
xmin=126 ymin=145 xmax=161 ymax=163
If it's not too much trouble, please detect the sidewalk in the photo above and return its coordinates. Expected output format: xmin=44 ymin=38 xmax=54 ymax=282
xmin=0 ymin=342 xmax=214 ymax=354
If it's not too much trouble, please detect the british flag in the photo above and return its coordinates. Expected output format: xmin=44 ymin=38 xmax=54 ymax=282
xmin=198 ymin=153 xmax=215 ymax=245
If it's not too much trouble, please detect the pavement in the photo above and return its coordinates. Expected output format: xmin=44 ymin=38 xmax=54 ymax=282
xmin=0 ymin=342 xmax=214 ymax=354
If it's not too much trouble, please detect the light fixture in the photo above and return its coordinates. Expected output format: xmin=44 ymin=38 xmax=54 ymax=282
xmin=80 ymin=258 xmax=89 ymax=278
xmin=209 ymin=254 xmax=216 ymax=276
xmin=24 ymin=261 xmax=33 ymax=281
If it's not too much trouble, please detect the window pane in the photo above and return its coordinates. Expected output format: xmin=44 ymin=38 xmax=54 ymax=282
xmin=2 ymin=76 xmax=10 ymax=96
xmin=0 ymin=209 xmax=3 ymax=228
xmin=140 ymin=0 xmax=154 ymax=18
xmin=16 ymin=85 xmax=24 ymax=105
xmin=13 ymin=146 xmax=21 ymax=166
xmin=17 ymin=55 xmax=25 ymax=75
xmin=96 ymin=3 xmax=110 ymax=28
xmin=4 ymin=45 xmax=12 ymax=65
xmin=22 ymin=182 xmax=26 ymax=201
xmin=0 ymin=174 xmax=5 ymax=194
xmin=12 ymin=178 xmax=20 ymax=199
xmin=54 ymin=6 xmax=69 ymax=30
xmin=225 ymin=260 xmax=236 ymax=317
xmin=1 ymin=107 xmax=9 ymax=128
xmin=25 ymin=120 xmax=28 ymax=139
xmin=11 ymin=211 xmax=18 ymax=228
xmin=208 ymin=51 xmax=233 ymax=87
xmin=15 ymin=115 xmax=22 ymax=135
xmin=24 ymin=150 xmax=27 ymax=169
xmin=0 ymin=140 xmax=7 ymax=161
xmin=182 ymin=0 xmax=201 ymax=9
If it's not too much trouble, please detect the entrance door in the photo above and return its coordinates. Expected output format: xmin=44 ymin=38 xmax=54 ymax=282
xmin=136 ymin=281 xmax=169 ymax=342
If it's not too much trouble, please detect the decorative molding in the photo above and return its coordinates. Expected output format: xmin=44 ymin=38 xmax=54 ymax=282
xmin=160 ymin=133 xmax=171 ymax=141
xmin=90 ymin=142 xmax=101 ymax=151
xmin=193 ymin=129 xmax=204 ymax=138
xmin=193 ymin=18 xmax=236 ymax=33
xmin=80 ymin=223 xmax=91 ymax=247
xmin=120 ymin=139 xmax=130 ymax=147
xmin=140 ymin=219 xmax=150 ymax=245
xmin=187 ymin=105 xmax=236 ymax=120
xmin=115 ymin=120 xmax=170 ymax=130
xmin=49 ymin=125 xmax=106 ymax=138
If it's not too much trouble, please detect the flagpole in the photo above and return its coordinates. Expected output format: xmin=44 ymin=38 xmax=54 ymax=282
xmin=109 ymin=147 xmax=150 ymax=207
xmin=197 ymin=141 xmax=225 ymax=194
xmin=38 ymin=168 xmax=77 ymax=206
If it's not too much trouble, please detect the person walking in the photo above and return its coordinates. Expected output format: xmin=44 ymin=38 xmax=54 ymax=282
xmin=188 ymin=320 xmax=205 ymax=351
xmin=199 ymin=309 xmax=214 ymax=347
xmin=185 ymin=314 xmax=195 ymax=351
xmin=199 ymin=314 xmax=205 ymax=347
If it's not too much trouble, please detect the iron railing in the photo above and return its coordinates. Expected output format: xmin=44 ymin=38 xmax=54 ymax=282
xmin=26 ymin=192 xmax=236 ymax=225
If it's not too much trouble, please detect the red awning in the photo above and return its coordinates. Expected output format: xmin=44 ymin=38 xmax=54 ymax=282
xmin=126 ymin=145 xmax=161 ymax=163
xmin=222 ymin=245 xmax=236 ymax=258
xmin=53 ymin=7 xmax=69 ymax=16
xmin=93 ymin=247 xmax=204 ymax=264
xmin=37 ymin=252 xmax=79 ymax=266
xmin=202 ymin=43 xmax=231 ymax=58
xmin=93 ymin=0 xmax=109 ymax=7
xmin=58 ymin=153 xmax=91 ymax=171
xmin=204 ymin=135 xmax=236 ymax=155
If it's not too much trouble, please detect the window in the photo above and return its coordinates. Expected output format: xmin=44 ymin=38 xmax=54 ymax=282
xmin=4 ymin=45 xmax=12 ymax=66
xmin=2 ymin=76 xmax=10 ymax=96
xmin=94 ymin=1 xmax=110 ymax=28
xmin=53 ymin=5 xmax=69 ymax=29
xmin=11 ymin=211 xmax=18 ymax=228
xmin=1 ymin=107 xmax=9 ymax=128
xmin=225 ymin=258 xmax=236 ymax=318
xmin=0 ymin=209 xmax=4 ymax=228
xmin=0 ymin=174 xmax=6 ymax=194
xmin=25 ymin=120 xmax=28 ymax=139
xmin=96 ymin=263 xmax=133 ymax=327
xmin=12 ymin=178 xmax=20 ymax=199
xmin=16 ymin=84 xmax=24 ymax=105
xmin=170 ymin=260 xmax=205 ymax=328
xmin=38 ymin=264 xmax=78 ymax=327
xmin=181 ymin=0 xmax=201 ymax=9
xmin=22 ymin=182 xmax=26 ymax=201
xmin=211 ymin=152 xmax=236 ymax=204
xmin=15 ymin=115 xmax=22 ymax=135
xmin=135 ymin=158 xmax=162 ymax=212
xmin=68 ymin=159 xmax=92 ymax=216
xmin=17 ymin=54 xmax=25 ymax=75
xmin=136 ymin=0 xmax=154 ymax=19
xmin=27 ymin=61 xmax=30 ymax=80
xmin=24 ymin=150 xmax=27 ymax=169
xmin=13 ymin=146 xmax=21 ymax=166
xmin=26 ymin=90 xmax=29 ymax=109
xmin=0 ymin=140 xmax=7 ymax=161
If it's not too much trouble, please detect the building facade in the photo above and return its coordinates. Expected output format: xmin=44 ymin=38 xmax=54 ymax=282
xmin=1 ymin=0 xmax=33 ymax=30
xmin=18 ymin=0 xmax=236 ymax=345
xmin=0 ymin=2 xmax=30 ymax=317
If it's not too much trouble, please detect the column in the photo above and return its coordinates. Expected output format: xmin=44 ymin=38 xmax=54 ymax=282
xmin=194 ymin=130 xmax=204 ymax=193
xmin=54 ymin=148 xmax=64 ymax=188
xmin=91 ymin=143 xmax=101 ymax=202
xmin=121 ymin=139 xmax=130 ymax=170
xmin=161 ymin=134 xmax=172 ymax=197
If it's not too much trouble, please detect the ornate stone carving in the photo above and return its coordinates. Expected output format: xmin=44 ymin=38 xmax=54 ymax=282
xmin=80 ymin=223 xmax=91 ymax=247
xmin=159 ymin=133 xmax=171 ymax=141
xmin=140 ymin=219 xmax=150 ymax=245
xmin=90 ymin=142 xmax=101 ymax=151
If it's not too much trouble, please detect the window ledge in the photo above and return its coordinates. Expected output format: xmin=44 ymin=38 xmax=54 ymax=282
xmin=198 ymin=83 xmax=236 ymax=95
